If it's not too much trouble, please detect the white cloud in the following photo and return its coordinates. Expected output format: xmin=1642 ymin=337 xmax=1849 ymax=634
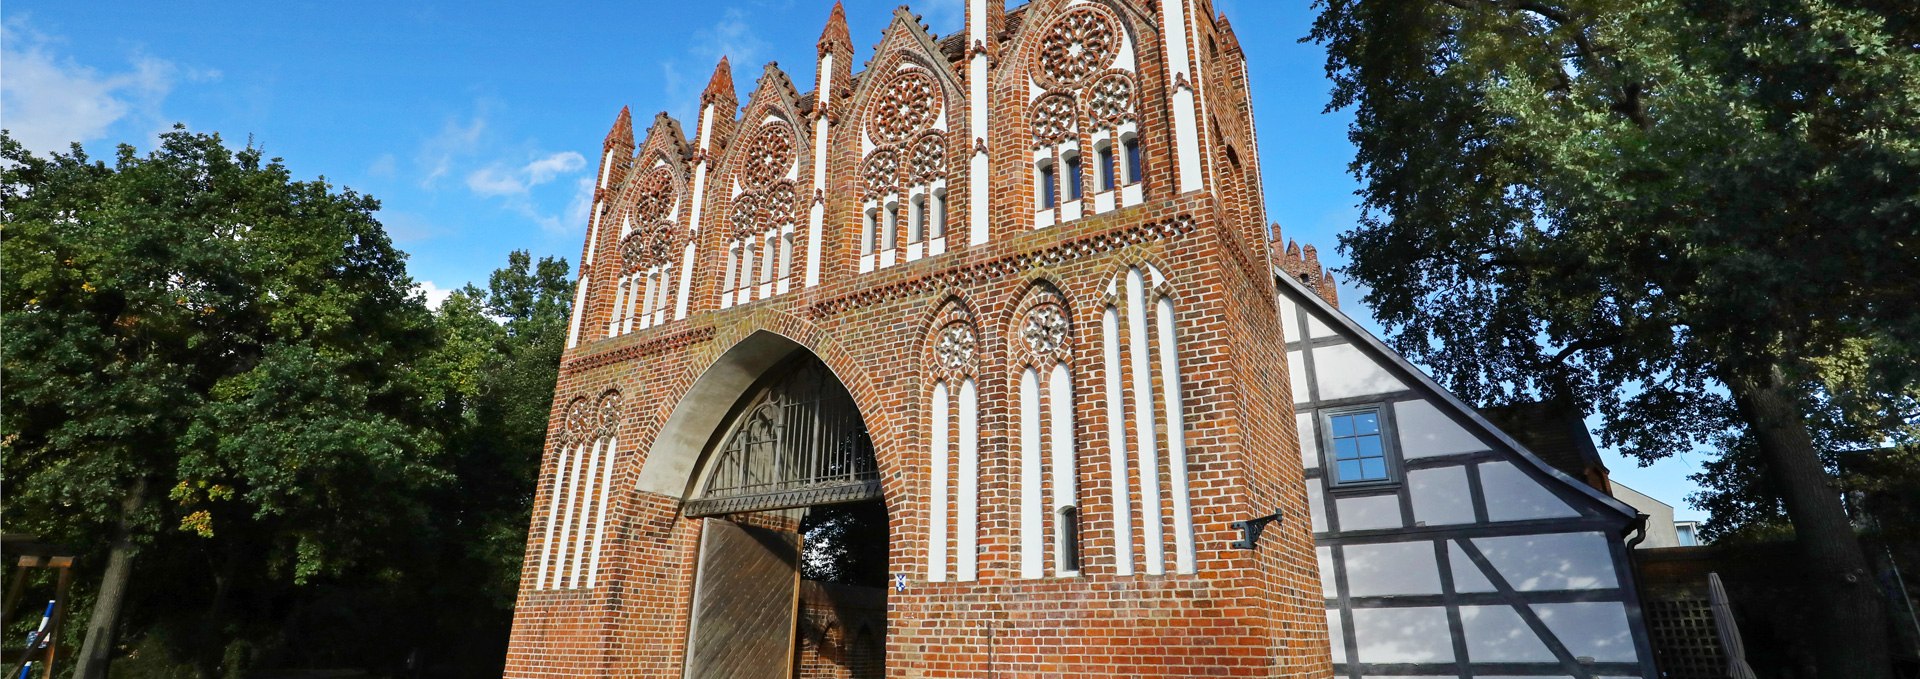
xmin=464 ymin=151 xmax=585 ymax=197
xmin=417 ymin=114 xmax=487 ymax=189
xmin=413 ymin=280 xmax=456 ymax=310
xmin=0 ymin=17 xmax=215 ymax=155
xmin=368 ymin=153 xmax=398 ymax=179
xmin=660 ymin=8 xmax=769 ymax=122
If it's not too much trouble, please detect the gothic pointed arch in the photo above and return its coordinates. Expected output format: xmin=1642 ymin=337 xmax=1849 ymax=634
xmin=920 ymin=296 xmax=983 ymax=582
xmin=1000 ymin=0 xmax=1159 ymax=228
xmin=534 ymin=389 xmax=625 ymax=590
xmin=710 ymin=64 xmax=813 ymax=307
xmin=846 ymin=9 xmax=966 ymax=271
xmin=601 ymin=113 xmax=695 ymax=337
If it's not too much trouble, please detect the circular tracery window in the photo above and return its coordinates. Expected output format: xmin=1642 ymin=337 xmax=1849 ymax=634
xmin=870 ymin=70 xmax=941 ymax=145
xmin=1037 ymin=6 xmax=1121 ymax=89
xmin=631 ymin=166 xmax=676 ymax=225
xmin=743 ymin=122 xmax=795 ymax=188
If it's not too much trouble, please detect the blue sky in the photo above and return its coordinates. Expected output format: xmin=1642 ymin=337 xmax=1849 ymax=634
xmin=1 ymin=0 xmax=1708 ymax=520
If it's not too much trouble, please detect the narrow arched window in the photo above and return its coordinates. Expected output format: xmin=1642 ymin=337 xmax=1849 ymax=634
xmin=1038 ymin=160 xmax=1058 ymax=208
xmin=1098 ymin=143 xmax=1117 ymax=192
xmin=932 ymin=189 xmax=948 ymax=239
xmin=1124 ymin=135 xmax=1143 ymax=185
xmin=1065 ymin=152 xmax=1084 ymax=201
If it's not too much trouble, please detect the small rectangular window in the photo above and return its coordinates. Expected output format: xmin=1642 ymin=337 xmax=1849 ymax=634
xmin=913 ymin=197 xmax=927 ymax=243
xmin=863 ymin=209 xmax=878 ymax=255
xmin=932 ymin=190 xmax=947 ymax=238
xmin=1039 ymin=162 xmax=1058 ymax=208
xmin=1060 ymin=506 xmax=1081 ymax=573
xmin=1065 ymin=153 xmax=1083 ymax=200
xmin=1098 ymin=145 xmax=1116 ymax=191
xmin=885 ymin=202 xmax=899 ymax=249
xmin=1124 ymin=137 xmax=1143 ymax=185
xmin=1327 ymin=408 xmax=1392 ymax=485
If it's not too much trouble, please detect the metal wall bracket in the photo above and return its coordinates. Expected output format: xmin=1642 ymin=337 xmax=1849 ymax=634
xmin=1230 ymin=509 xmax=1284 ymax=550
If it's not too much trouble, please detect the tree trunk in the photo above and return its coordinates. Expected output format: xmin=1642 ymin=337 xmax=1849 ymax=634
xmin=1726 ymin=365 xmax=1892 ymax=679
xmin=73 ymin=478 xmax=146 ymax=679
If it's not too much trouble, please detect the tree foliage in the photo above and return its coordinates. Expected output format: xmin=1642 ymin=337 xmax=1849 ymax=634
xmin=1 ymin=130 xmax=572 ymax=677
xmin=1309 ymin=0 xmax=1918 ymax=674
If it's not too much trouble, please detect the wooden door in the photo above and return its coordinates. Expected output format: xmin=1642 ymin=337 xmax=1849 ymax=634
xmin=683 ymin=518 xmax=800 ymax=679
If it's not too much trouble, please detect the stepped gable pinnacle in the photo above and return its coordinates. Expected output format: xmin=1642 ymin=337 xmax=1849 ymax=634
xmin=1272 ymin=225 xmax=1341 ymax=308
xmin=604 ymin=106 xmax=635 ymax=149
xmin=701 ymin=57 xmax=737 ymax=107
xmin=818 ymin=1 xmax=851 ymax=55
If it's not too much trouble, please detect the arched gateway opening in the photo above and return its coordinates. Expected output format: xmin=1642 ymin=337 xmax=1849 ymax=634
xmin=673 ymin=338 xmax=888 ymax=679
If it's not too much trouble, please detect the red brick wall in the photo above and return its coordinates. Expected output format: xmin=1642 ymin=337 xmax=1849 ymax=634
xmin=504 ymin=2 xmax=1330 ymax=677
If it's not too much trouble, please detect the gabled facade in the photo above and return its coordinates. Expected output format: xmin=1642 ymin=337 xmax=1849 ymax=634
xmin=508 ymin=1 xmax=1654 ymax=678
xmin=1275 ymin=245 xmax=1658 ymax=677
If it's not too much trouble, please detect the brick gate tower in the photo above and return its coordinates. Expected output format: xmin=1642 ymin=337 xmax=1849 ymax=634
xmin=505 ymin=1 xmax=1332 ymax=676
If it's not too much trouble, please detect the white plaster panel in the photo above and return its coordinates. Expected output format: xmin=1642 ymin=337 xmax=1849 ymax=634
xmin=1288 ymin=350 xmax=1309 ymax=403
xmin=1326 ymin=609 xmax=1347 ymax=665
xmin=1314 ymin=343 xmax=1407 ymax=401
xmin=1343 ymin=542 xmax=1442 ymax=597
xmin=1277 ymin=293 xmax=1300 ymax=342
xmin=1351 ymin=607 xmax=1455 ymax=664
xmin=1408 ymin=465 xmax=1475 ymax=526
xmin=1336 ymin=493 xmax=1404 ymax=532
xmin=1298 ymin=412 xmax=1320 ymax=469
xmin=1306 ymin=311 xmax=1338 ymax=339
xmin=1449 ymin=541 xmax=1497 ymax=594
xmin=1459 ymin=605 xmax=1555 ymax=662
xmin=1535 ymin=602 xmax=1638 ymax=662
xmin=1317 ymin=546 xmax=1336 ymax=596
xmin=1307 ymin=482 xmax=1327 ymax=533
xmin=1480 ymin=461 xmax=1581 ymax=522
xmin=1394 ymin=399 xmax=1488 ymax=459
xmin=1473 ymin=532 xmax=1620 ymax=591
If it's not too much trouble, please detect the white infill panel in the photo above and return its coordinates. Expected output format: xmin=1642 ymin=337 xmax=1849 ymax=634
xmin=1479 ymin=460 xmax=1580 ymax=522
xmin=1125 ymin=269 xmax=1164 ymax=574
xmin=1101 ymin=305 xmax=1134 ymax=575
xmin=1018 ymin=368 xmax=1045 ymax=579
xmin=555 ymin=441 xmax=589 ymax=587
xmin=1326 ymin=609 xmax=1348 ymax=665
xmin=1351 ymin=607 xmax=1455 ymax=664
xmin=1408 ymin=465 xmax=1475 ymax=526
xmin=1298 ymin=412 xmax=1319 ymax=469
xmin=1535 ymin=602 xmax=1637 ymax=662
xmin=1473 ymin=532 xmax=1620 ymax=591
xmin=587 ymin=437 xmax=618 ymax=587
xmin=537 ymin=443 xmax=571 ymax=588
xmin=1317 ymin=546 xmax=1337 ymax=595
xmin=1459 ymin=605 xmax=1556 ymax=662
xmin=1287 ymin=350 xmax=1309 ymax=403
xmin=1277 ymin=293 xmax=1299 ymax=342
xmin=1313 ymin=343 xmax=1407 ymax=401
xmin=1048 ymin=364 xmax=1077 ymax=574
xmin=572 ymin=436 xmax=603 ymax=584
xmin=1343 ymin=542 xmax=1443 ymax=597
xmin=1335 ymin=493 xmax=1403 ymax=531
xmin=1154 ymin=296 xmax=1196 ymax=574
xmin=1306 ymin=482 xmax=1328 ymax=533
xmin=1394 ymin=399 xmax=1488 ymax=459
xmin=928 ymin=381 xmax=950 ymax=582
xmin=957 ymin=378 xmax=980 ymax=581
xmin=1449 ymin=541 xmax=1498 ymax=594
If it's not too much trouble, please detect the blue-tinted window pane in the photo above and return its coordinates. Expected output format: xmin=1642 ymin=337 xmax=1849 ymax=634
xmin=1338 ymin=460 xmax=1364 ymax=481
xmin=1125 ymin=138 xmax=1143 ymax=183
xmin=1333 ymin=438 xmax=1360 ymax=460
xmin=1360 ymin=458 xmax=1388 ymax=481
xmin=1067 ymin=156 xmax=1083 ymax=199
xmin=1354 ymin=413 xmax=1379 ymax=435
xmin=1330 ymin=415 xmax=1355 ymax=437
xmin=1356 ymin=437 xmax=1382 ymax=459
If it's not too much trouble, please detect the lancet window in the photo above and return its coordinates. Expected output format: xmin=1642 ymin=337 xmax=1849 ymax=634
xmin=1100 ymin=265 xmax=1196 ymax=576
xmin=537 ymin=392 xmax=622 ymax=589
xmin=722 ymin=120 xmax=801 ymax=308
xmin=925 ymin=309 xmax=981 ymax=582
xmin=1030 ymin=2 xmax=1145 ymax=229
xmin=1014 ymin=289 xmax=1080 ymax=578
xmin=860 ymin=65 xmax=949 ymax=273
xmin=611 ymin=164 xmax=681 ymax=336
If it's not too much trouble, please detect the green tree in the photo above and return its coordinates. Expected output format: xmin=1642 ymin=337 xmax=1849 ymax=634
xmin=1309 ymin=1 xmax=1920 ymax=675
xmin=1 ymin=129 xmax=443 ymax=677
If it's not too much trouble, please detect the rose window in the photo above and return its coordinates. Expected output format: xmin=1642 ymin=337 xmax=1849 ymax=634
xmin=1031 ymin=93 xmax=1078 ymax=145
xmin=632 ymin=167 xmax=676 ymax=225
xmin=730 ymin=192 xmax=763 ymax=240
xmin=1038 ymin=7 xmax=1120 ymax=88
xmin=764 ymin=181 xmax=797 ymax=226
xmin=863 ymin=149 xmax=901 ymax=198
xmin=1021 ymin=304 xmax=1071 ymax=358
xmin=871 ymin=70 xmax=941 ymax=145
xmin=1088 ymin=74 xmax=1135 ymax=127
xmin=908 ymin=132 xmax=946 ymax=184
xmin=934 ymin=323 xmax=978 ymax=372
xmin=743 ymin=123 xmax=795 ymax=188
